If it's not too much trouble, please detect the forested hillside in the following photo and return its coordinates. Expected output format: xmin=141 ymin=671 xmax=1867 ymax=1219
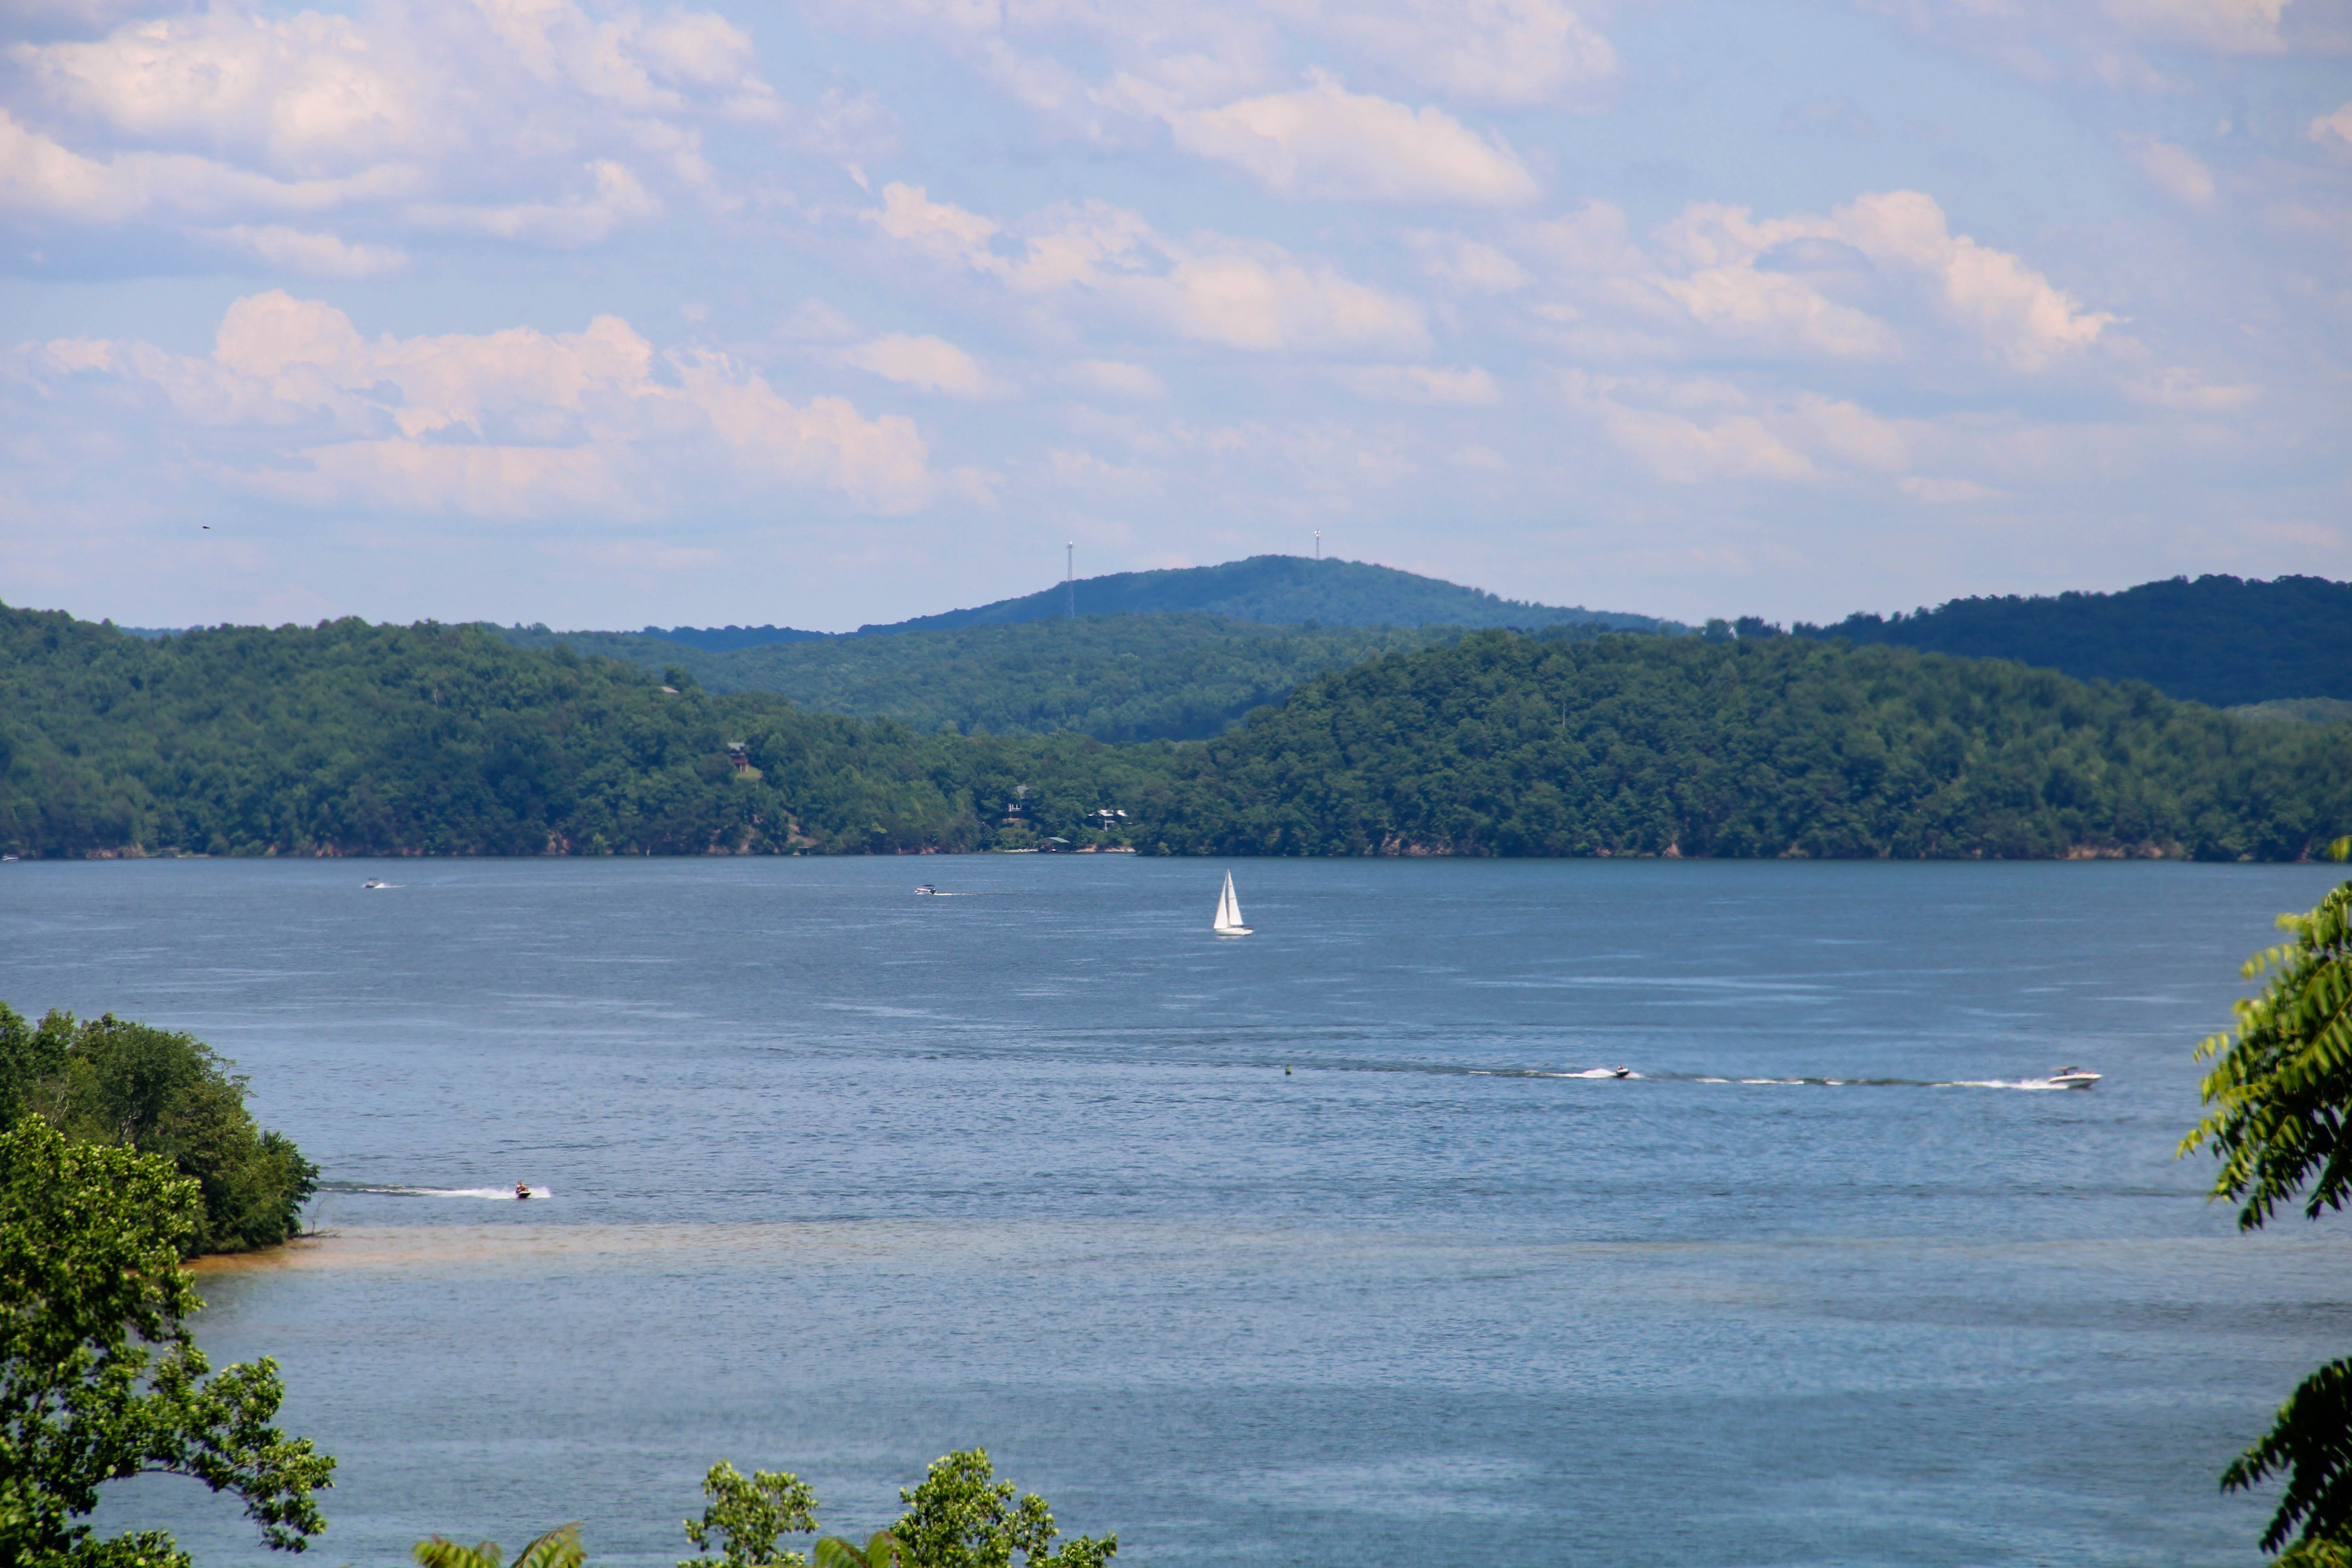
xmin=4 ymin=605 xmax=2346 ymax=862
xmin=497 ymin=615 xmax=1469 ymax=741
xmin=1147 ymin=633 xmax=2352 ymax=861
xmin=1793 ymin=574 xmax=2352 ymax=707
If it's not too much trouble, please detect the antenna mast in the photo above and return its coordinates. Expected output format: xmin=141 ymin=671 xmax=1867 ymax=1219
xmin=1066 ymin=541 xmax=1075 ymax=618
xmin=1313 ymin=530 xmax=1320 ymax=561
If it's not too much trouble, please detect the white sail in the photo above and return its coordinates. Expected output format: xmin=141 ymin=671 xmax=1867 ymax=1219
xmin=1213 ymin=870 xmax=1251 ymax=935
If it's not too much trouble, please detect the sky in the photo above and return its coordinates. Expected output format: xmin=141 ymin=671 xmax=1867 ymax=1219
xmin=2 ymin=0 xmax=2348 ymax=632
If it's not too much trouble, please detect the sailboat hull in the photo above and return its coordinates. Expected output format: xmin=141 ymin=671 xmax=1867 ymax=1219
xmin=1213 ymin=925 xmax=1252 ymax=936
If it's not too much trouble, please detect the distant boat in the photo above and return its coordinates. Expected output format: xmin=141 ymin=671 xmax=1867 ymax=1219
xmin=363 ymin=879 xmax=390 ymax=889
xmin=2046 ymin=1067 xmax=2101 ymax=1089
xmin=915 ymin=884 xmax=939 ymax=895
xmin=1213 ymin=871 xmax=1253 ymax=936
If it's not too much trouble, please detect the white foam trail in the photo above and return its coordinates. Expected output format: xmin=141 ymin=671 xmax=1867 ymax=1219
xmin=343 ymin=1184 xmax=551 ymax=1200
xmin=1934 ymin=1079 xmax=2070 ymax=1091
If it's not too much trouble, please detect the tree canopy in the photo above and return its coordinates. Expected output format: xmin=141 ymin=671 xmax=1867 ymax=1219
xmin=1793 ymin=574 xmax=2352 ymax=707
xmin=2182 ymin=841 xmax=2352 ymax=1562
xmin=0 ymin=1004 xmax=317 ymax=1256
xmin=4 ymin=605 xmax=2346 ymax=862
xmin=0 ymin=1114 xmax=335 ymax=1567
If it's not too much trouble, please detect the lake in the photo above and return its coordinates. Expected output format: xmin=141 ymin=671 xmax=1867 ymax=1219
xmin=4 ymin=855 xmax=2346 ymax=1566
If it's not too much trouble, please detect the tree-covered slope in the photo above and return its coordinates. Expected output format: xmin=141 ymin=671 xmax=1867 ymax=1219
xmin=498 ymin=615 xmax=1470 ymax=741
xmin=0 ymin=604 xmax=1160 ymax=858
xmin=1793 ymin=575 xmax=2352 ymax=707
xmin=1141 ymin=632 xmax=2352 ymax=861
xmin=5 ymin=604 xmax=2346 ymax=862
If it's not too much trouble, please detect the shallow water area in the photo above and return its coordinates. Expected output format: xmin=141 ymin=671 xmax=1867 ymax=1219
xmin=4 ymin=855 xmax=2346 ymax=1566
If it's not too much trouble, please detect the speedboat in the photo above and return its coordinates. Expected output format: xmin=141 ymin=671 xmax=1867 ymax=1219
xmin=363 ymin=879 xmax=389 ymax=889
xmin=2046 ymin=1067 xmax=2101 ymax=1089
xmin=914 ymin=884 xmax=939 ymax=895
xmin=1610 ymin=1066 xmax=1632 ymax=1079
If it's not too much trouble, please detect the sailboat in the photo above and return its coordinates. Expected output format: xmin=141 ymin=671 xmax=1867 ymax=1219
xmin=1213 ymin=870 xmax=1253 ymax=936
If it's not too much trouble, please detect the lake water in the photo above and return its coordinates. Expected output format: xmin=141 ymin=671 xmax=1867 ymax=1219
xmin=4 ymin=856 xmax=2347 ymax=1566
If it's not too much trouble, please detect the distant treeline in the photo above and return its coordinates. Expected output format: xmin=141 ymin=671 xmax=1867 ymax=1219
xmin=2 ymin=604 xmax=2346 ymax=862
xmin=498 ymin=615 xmax=1471 ymax=742
xmin=1791 ymin=574 xmax=2352 ymax=708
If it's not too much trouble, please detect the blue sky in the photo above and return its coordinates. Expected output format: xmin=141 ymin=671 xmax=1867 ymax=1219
xmin=4 ymin=0 xmax=2347 ymax=631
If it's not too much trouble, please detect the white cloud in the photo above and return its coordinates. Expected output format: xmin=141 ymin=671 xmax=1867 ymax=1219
xmin=212 ymin=223 xmax=409 ymax=277
xmin=841 ymin=333 xmax=1001 ymax=397
xmin=2310 ymin=102 xmax=2352 ymax=151
xmin=2119 ymin=134 xmax=2216 ymax=204
xmin=1 ymin=0 xmax=786 ymax=256
xmin=1338 ymin=364 xmax=1502 ymax=405
xmin=1409 ymin=230 xmax=1531 ymax=292
xmin=2101 ymin=0 xmax=2288 ymax=54
xmin=1067 ymin=359 xmax=1164 ymax=397
xmin=1318 ymin=0 xmax=1618 ymax=109
xmin=865 ymin=182 xmax=1429 ymax=354
xmin=1149 ymin=74 xmax=1540 ymax=204
xmin=1530 ymin=190 xmax=2116 ymax=373
xmin=11 ymin=291 xmax=935 ymax=517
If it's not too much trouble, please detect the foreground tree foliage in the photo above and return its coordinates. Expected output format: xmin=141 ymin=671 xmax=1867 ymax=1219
xmin=3 ymin=604 xmax=2346 ymax=860
xmin=2182 ymin=839 xmax=2352 ymax=1561
xmin=437 ymin=1449 xmax=1106 ymax=1568
xmin=0 ymin=1115 xmax=334 ymax=1566
xmin=0 ymin=1003 xmax=317 ymax=1255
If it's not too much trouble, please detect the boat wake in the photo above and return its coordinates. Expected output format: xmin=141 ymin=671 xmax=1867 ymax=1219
xmin=323 ymin=1182 xmax=551 ymax=1200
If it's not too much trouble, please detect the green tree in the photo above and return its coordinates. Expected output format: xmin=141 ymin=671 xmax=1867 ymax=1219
xmin=889 ymin=1450 xmax=1114 ymax=1568
xmin=1 ymin=1005 xmax=318 ymax=1255
xmin=0 ymin=1114 xmax=334 ymax=1567
xmin=681 ymin=1461 xmax=818 ymax=1568
xmin=2182 ymin=837 xmax=2352 ymax=1560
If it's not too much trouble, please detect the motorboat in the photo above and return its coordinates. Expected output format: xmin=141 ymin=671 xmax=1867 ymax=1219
xmin=1610 ymin=1066 xmax=1632 ymax=1079
xmin=914 ymin=884 xmax=939 ymax=895
xmin=2046 ymin=1067 xmax=2101 ymax=1089
xmin=1212 ymin=870 xmax=1252 ymax=936
xmin=363 ymin=879 xmax=389 ymax=889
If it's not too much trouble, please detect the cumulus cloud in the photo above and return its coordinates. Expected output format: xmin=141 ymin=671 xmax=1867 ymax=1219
xmin=1 ymin=0 xmax=789 ymax=258
xmin=864 ymin=182 xmax=1429 ymax=354
xmin=1135 ymin=74 xmax=1540 ymax=204
xmin=1529 ymin=189 xmax=2117 ymax=373
xmin=10 ymin=292 xmax=934 ymax=517
xmin=841 ymin=333 xmax=1001 ymax=396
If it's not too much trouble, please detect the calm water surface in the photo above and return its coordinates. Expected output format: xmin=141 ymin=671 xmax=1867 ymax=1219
xmin=3 ymin=857 xmax=2346 ymax=1566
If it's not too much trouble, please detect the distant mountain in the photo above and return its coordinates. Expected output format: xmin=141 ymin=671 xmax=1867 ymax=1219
xmin=625 ymin=555 xmax=1673 ymax=651
xmin=1793 ymin=575 xmax=2352 ymax=709
xmin=851 ymin=555 xmax=1673 ymax=636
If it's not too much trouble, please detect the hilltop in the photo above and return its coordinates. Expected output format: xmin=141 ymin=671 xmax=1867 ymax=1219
xmin=1793 ymin=574 xmax=2352 ymax=708
xmin=639 ymin=554 xmax=1673 ymax=650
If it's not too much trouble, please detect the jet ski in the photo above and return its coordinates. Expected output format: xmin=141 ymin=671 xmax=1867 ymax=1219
xmin=1610 ymin=1066 xmax=1632 ymax=1079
